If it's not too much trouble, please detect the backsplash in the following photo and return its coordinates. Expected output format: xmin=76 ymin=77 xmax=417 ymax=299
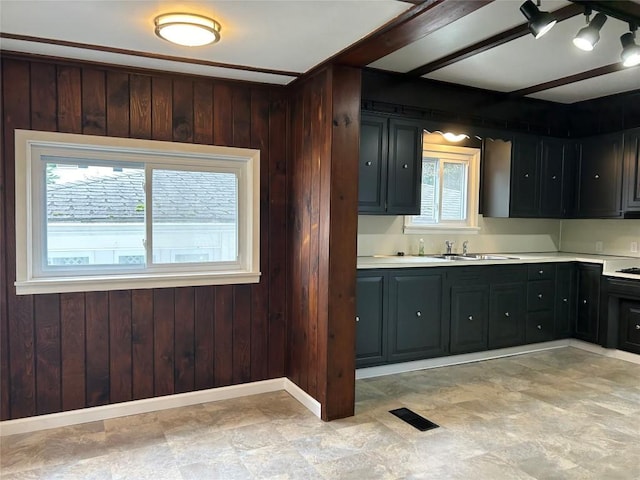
xmin=560 ymin=219 xmax=640 ymax=258
xmin=357 ymin=215 xmax=561 ymax=256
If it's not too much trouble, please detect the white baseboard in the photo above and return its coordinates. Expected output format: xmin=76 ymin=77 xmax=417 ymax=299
xmin=570 ymin=339 xmax=640 ymax=365
xmin=0 ymin=377 xmax=322 ymax=437
xmin=356 ymin=340 xmax=572 ymax=379
xmin=357 ymin=340 xmax=640 ymax=380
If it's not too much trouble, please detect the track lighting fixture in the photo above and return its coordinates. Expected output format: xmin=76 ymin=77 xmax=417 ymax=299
xmin=620 ymin=25 xmax=640 ymax=68
xmin=520 ymin=0 xmax=557 ymax=39
xmin=573 ymin=9 xmax=607 ymax=51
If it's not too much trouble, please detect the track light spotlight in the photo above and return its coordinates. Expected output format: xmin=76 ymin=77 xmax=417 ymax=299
xmin=620 ymin=27 xmax=640 ymax=67
xmin=573 ymin=12 xmax=607 ymax=51
xmin=520 ymin=0 xmax=557 ymax=39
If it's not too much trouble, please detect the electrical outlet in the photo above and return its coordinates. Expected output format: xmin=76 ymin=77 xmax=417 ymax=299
xmin=631 ymin=241 xmax=638 ymax=253
xmin=595 ymin=241 xmax=603 ymax=253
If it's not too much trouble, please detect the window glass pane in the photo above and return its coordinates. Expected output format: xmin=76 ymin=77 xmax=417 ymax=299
xmin=441 ymin=161 xmax=467 ymax=221
xmin=151 ymin=169 xmax=238 ymax=264
xmin=415 ymin=157 xmax=438 ymax=224
xmin=45 ymin=161 xmax=145 ymax=267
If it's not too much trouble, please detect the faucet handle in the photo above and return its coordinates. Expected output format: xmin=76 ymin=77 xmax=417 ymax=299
xmin=462 ymin=240 xmax=469 ymax=254
xmin=445 ymin=240 xmax=455 ymax=254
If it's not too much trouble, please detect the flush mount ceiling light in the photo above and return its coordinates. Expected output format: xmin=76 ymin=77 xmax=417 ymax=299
xmin=154 ymin=13 xmax=221 ymax=47
xmin=520 ymin=0 xmax=557 ymax=39
xmin=573 ymin=9 xmax=607 ymax=51
xmin=620 ymin=26 xmax=640 ymax=68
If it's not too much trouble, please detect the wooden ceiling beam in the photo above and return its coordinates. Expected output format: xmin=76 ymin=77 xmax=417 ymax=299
xmin=331 ymin=0 xmax=493 ymax=68
xmin=407 ymin=3 xmax=583 ymax=77
xmin=508 ymin=63 xmax=637 ymax=98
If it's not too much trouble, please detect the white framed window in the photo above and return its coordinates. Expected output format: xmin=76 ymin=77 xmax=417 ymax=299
xmin=14 ymin=130 xmax=260 ymax=295
xmin=404 ymin=142 xmax=480 ymax=234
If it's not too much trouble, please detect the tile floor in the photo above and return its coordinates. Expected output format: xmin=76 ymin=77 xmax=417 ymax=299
xmin=1 ymin=347 xmax=640 ymax=479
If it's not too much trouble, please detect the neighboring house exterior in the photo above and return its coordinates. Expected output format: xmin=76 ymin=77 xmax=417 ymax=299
xmin=46 ymin=166 xmax=238 ymax=266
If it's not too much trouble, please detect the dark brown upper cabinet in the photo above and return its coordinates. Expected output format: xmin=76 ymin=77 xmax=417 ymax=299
xmin=623 ymin=127 xmax=640 ymax=215
xmin=483 ymin=134 xmax=575 ymax=218
xmin=576 ymin=132 xmax=624 ymax=218
xmin=359 ymin=112 xmax=423 ymax=215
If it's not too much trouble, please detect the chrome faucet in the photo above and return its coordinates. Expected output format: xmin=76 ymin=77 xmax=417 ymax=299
xmin=445 ymin=240 xmax=454 ymax=255
xmin=463 ymin=240 xmax=469 ymax=256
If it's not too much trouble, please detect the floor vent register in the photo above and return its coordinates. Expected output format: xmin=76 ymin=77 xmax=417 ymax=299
xmin=389 ymin=407 xmax=439 ymax=432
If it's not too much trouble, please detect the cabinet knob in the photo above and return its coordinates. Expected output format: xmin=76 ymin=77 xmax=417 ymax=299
xmin=636 ymin=325 xmax=640 ymax=330
xmin=563 ymin=298 xmax=568 ymax=303
xmin=524 ymin=173 xmax=529 ymax=178
xmin=552 ymin=175 xmax=557 ymax=180
xmin=468 ymin=315 xmax=473 ymax=321
xmin=538 ymin=270 xmax=544 ymax=275
xmin=537 ymin=324 xmax=542 ymax=330
xmin=416 ymin=311 xmax=421 ymax=317
xmin=356 ymin=316 xmax=360 ymax=322
xmin=505 ymin=312 xmax=510 ymax=317
xmin=538 ymin=293 xmax=543 ymax=299
xmin=583 ymin=299 xmax=587 ymax=304
xmin=402 ymin=164 xmax=408 ymax=169
xmin=594 ymin=174 xmax=600 ymax=179
xmin=365 ymin=161 xmax=372 ymax=166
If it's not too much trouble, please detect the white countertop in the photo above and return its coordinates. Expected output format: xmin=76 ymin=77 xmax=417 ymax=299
xmin=357 ymin=252 xmax=640 ymax=280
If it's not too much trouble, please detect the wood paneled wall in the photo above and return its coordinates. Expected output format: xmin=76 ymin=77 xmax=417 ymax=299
xmin=0 ymin=57 xmax=289 ymax=420
xmin=287 ymin=66 xmax=360 ymax=421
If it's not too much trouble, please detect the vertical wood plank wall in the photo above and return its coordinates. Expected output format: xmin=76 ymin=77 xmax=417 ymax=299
xmin=287 ymin=66 xmax=360 ymax=420
xmin=0 ymin=57 xmax=289 ymax=420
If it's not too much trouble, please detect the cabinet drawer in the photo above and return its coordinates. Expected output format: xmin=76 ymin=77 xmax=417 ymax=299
xmin=526 ymin=311 xmax=555 ymax=343
xmin=527 ymin=264 xmax=555 ymax=281
xmin=527 ymin=280 xmax=555 ymax=311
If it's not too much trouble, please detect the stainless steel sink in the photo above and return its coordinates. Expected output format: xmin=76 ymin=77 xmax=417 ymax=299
xmin=427 ymin=254 xmax=517 ymax=261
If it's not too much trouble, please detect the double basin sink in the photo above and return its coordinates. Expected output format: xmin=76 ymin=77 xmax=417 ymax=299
xmin=370 ymin=253 xmax=518 ymax=263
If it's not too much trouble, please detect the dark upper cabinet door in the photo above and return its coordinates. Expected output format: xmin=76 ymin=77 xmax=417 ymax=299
xmin=555 ymin=263 xmax=576 ymax=338
xmin=450 ymin=285 xmax=489 ymax=354
xmin=388 ymin=272 xmax=447 ymax=362
xmin=540 ymin=138 xmax=575 ymax=218
xmin=510 ymin=135 xmax=540 ymax=217
xmin=358 ymin=114 xmax=388 ymax=213
xmin=623 ymin=128 xmax=640 ymax=213
xmin=488 ymin=282 xmax=526 ymax=349
xmin=576 ymin=132 xmax=624 ymax=218
xmin=356 ymin=273 xmax=386 ymax=367
xmin=387 ymin=118 xmax=423 ymax=215
xmin=575 ymin=263 xmax=601 ymax=343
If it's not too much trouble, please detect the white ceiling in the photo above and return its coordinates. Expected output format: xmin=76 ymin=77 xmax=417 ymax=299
xmin=0 ymin=0 xmax=638 ymax=103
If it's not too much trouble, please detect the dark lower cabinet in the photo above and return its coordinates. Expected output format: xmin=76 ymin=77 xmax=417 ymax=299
xmin=450 ymin=285 xmax=489 ymax=354
xmin=619 ymin=301 xmax=640 ymax=354
xmin=488 ymin=283 xmax=526 ymax=349
xmin=356 ymin=273 xmax=386 ymax=367
xmin=388 ymin=272 xmax=447 ymax=362
xmin=575 ymin=263 xmax=602 ymax=343
xmin=555 ymin=263 xmax=576 ymax=338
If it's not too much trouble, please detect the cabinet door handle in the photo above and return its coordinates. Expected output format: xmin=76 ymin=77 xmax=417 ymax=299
xmin=356 ymin=316 xmax=360 ymax=322
xmin=416 ymin=311 xmax=421 ymax=317
xmin=365 ymin=161 xmax=372 ymax=166
xmin=538 ymin=270 xmax=544 ymax=275
xmin=505 ymin=312 xmax=510 ymax=317
xmin=594 ymin=174 xmax=600 ymax=179
xmin=552 ymin=175 xmax=557 ymax=180
xmin=583 ymin=299 xmax=587 ymax=304
xmin=524 ymin=173 xmax=529 ymax=178
xmin=537 ymin=324 xmax=542 ymax=330
xmin=538 ymin=293 xmax=543 ymax=299
xmin=468 ymin=315 xmax=473 ymax=321
xmin=563 ymin=298 xmax=568 ymax=303
xmin=635 ymin=324 xmax=640 ymax=330
xmin=402 ymin=164 xmax=408 ymax=169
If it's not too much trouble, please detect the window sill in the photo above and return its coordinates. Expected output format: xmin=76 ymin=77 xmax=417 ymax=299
xmin=15 ymin=271 xmax=261 ymax=295
xmin=403 ymin=225 xmax=481 ymax=235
